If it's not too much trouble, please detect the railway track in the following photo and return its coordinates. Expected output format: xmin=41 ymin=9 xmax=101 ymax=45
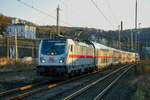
xmin=0 ymin=67 xmax=106 ymax=100
xmin=0 ymin=79 xmax=52 ymax=100
xmin=24 ymin=65 xmax=131 ymax=100
xmin=43 ymin=65 xmax=134 ymax=100
xmin=0 ymin=64 xmax=133 ymax=100
xmin=61 ymin=64 xmax=135 ymax=100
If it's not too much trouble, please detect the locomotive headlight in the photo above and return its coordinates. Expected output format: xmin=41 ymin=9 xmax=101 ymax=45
xmin=42 ymin=59 xmax=46 ymax=63
xmin=59 ymin=57 xmax=64 ymax=63
xmin=59 ymin=60 xmax=63 ymax=63
xmin=40 ymin=57 xmax=46 ymax=63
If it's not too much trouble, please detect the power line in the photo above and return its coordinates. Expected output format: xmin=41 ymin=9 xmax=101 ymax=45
xmin=105 ymin=0 xmax=118 ymax=25
xmin=59 ymin=0 xmax=69 ymax=26
xmin=17 ymin=0 xmax=73 ymax=26
xmin=90 ymin=0 xmax=115 ymax=29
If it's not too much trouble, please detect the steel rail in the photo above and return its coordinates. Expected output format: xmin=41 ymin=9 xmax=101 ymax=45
xmin=5 ymin=70 xmax=99 ymax=100
xmin=0 ymin=80 xmax=50 ymax=97
xmin=63 ymin=64 xmax=132 ymax=100
xmin=93 ymin=65 xmax=134 ymax=100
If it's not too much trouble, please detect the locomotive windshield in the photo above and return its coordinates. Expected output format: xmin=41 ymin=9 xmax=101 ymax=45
xmin=41 ymin=40 xmax=66 ymax=55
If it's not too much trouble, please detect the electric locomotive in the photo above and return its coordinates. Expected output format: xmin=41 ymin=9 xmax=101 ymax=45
xmin=37 ymin=38 xmax=95 ymax=77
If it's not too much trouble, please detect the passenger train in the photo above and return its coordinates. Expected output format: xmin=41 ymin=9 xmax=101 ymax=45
xmin=37 ymin=38 xmax=140 ymax=77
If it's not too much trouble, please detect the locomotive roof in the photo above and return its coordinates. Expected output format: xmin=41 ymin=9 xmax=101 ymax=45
xmin=91 ymin=41 xmax=131 ymax=53
xmin=42 ymin=38 xmax=66 ymax=41
xmin=67 ymin=39 xmax=93 ymax=48
xmin=91 ymin=41 xmax=112 ymax=50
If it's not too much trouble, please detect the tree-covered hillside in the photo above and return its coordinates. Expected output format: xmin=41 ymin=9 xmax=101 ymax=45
xmin=0 ymin=14 xmax=150 ymax=52
xmin=0 ymin=14 xmax=11 ymax=35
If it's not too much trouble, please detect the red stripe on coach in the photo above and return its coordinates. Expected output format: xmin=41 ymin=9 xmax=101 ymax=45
xmin=69 ymin=54 xmax=112 ymax=59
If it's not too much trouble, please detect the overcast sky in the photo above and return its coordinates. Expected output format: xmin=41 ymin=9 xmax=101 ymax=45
xmin=0 ymin=0 xmax=150 ymax=30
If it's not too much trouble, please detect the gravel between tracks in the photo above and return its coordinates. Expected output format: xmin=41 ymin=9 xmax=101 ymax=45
xmin=26 ymin=65 xmax=136 ymax=100
xmin=24 ymin=69 xmax=113 ymax=100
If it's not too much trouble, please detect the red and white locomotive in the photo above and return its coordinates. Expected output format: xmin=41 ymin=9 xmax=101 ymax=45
xmin=37 ymin=38 xmax=139 ymax=77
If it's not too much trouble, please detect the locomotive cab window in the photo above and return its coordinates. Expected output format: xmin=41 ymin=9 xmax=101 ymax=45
xmin=41 ymin=40 xmax=66 ymax=55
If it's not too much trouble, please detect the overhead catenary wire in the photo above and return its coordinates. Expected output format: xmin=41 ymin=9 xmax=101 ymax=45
xmin=17 ymin=0 xmax=117 ymax=29
xmin=90 ymin=0 xmax=116 ymax=29
xmin=105 ymin=0 xmax=118 ymax=25
xmin=17 ymin=0 xmax=73 ymax=27
xmin=59 ymin=0 xmax=69 ymax=26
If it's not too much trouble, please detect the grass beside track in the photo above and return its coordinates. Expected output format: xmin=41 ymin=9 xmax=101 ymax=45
xmin=0 ymin=61 xmax=39 ymax=92
xmin=131 ymin=60 xmax=150 ymax=100
xmin=140 ymin=60 xmax=150 ymax=73
xmin=131 ymin=74 xmax=150 ymax=100
xmin=0 ymin=60 xmax=37 ymax=72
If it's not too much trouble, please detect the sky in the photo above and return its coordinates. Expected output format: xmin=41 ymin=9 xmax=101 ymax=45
xmin=0 ymin=0 xmax=150 ymax=30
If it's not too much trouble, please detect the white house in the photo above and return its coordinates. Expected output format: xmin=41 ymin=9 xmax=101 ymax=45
xmin=6 ymin=19 xmax=36 ymax=39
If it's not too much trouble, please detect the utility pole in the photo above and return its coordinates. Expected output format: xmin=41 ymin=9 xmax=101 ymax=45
xmin=138 ymin=23 xmax=141 ymax=53
xmin=120 ymin=21 xmax=123 ymax=49
xmin=121 ymin=21 xmax=123 ymax=31
xmin=135 ymin=0 xmax=138 ymax=51
xmin=15 ymin=28 xmax=18 ymax=61
xmin=56 ymin=5 xmax=60 ymax=36
xmin=131 ymin=30 xmax=134 ymax=51
xmin=7 ymin=37 xmax=9 ymax=59
xmin=118 ymin=25 xmax=121 ymax=49
xmin=127 ymin=37 xmax=130 ymax=51
xmin=135 ymin=0 xmax=137 ymax=30
xmin=118 ymin=21 xmax=123 ymax=50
